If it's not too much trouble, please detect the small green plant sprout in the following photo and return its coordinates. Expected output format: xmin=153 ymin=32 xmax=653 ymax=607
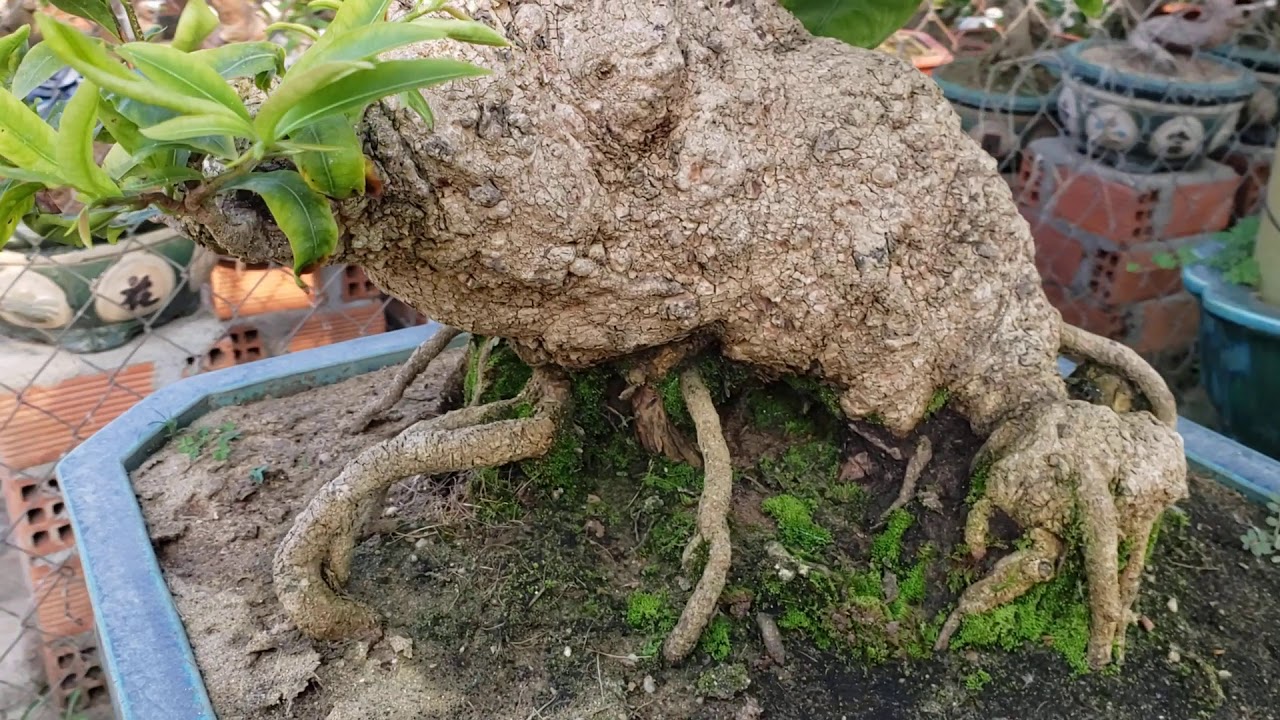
xmin=1240 ymin=498 xmax=1280 ymax=563
xmin=963 ymin=668 xmax=992 ymax=694
xmin=249 ymin=465 xmax=269 ymax=485
xmin=212 ymin=421 xmax=240 ymax=461
xmin=0 ymin=0 xmax=506 ymax=284
xmin=1126 ymin=216 xmax=1261 ymax=289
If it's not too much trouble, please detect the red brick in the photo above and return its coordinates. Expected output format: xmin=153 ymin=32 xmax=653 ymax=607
xmin=1042 ymin=282 xmax=1126 ymax=340
xmin=27 ymin=555 xmax=93 ymax=638
xmin=1087 ymin=240 xmax=1187 ymax=305
xmin=1163 ymin=176 xmax=1240 ymax=239
xmin=2 ymin=469 xmax=74 ymax=557
xmin=1217 ymin=146 xmax=1272 ymax=220
xmin=195 ymin=324 xmax=267 ymax=373
xmin=287 ymin=302 xmax=387 ymax=352
xmin=1024 ymin=209 xmax=1087 ymax=288
xmin=209 ymin=259 xmax=318 ymax=320
xmin=339 ymin=265 xmax=384 ymax=303
xmin=38 ymin=631 xmax=109 ymax=713
xmin=1129 ymin=292 xmax=1200 ymax=354
xmin=0 ymin=364 xmax=154 ymax=469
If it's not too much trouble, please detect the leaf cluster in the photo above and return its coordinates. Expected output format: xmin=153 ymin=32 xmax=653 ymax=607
xmin=0 ymin=0 xmax=503 ymax=283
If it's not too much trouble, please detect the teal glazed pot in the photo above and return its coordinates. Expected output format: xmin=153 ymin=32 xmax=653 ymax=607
xmin=1210 ymin=38 xmax=1280 ymax=147
xmin=0 ymin=225 xmax=215 ymax=353
xmin=933 ymin=56 xmax=1063 ymax=171
xmin=1183 ymin=252 xmax=1280 ymax=460
xmin=1057 ymin=40 xmax=1259 ymax=173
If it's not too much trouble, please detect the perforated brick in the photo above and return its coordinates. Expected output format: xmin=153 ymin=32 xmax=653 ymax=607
xmin=27 ymin=555 xmax=93 ymax=638
xmin=287 ymin=302 xmax=387 ymax=352
xmin=189 ymin=324 xmax=267 ymax=373
xmin=39 ymin=631 xmax=109 ymax=713
xmin=2 ymin=469 xmax=74 ymax=557
xmin=340 ymin=265 xmax=384 ymax=302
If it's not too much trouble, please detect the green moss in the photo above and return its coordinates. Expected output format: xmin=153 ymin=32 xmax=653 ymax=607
xmin=924 ymin=388 xmax=950 ymax=417
xmin=479 ymin=343 xmax=534 ymax=403
xmin=644 ymin=511 xmax=695 ymax=563
xmin=657 ymin=373 xmax=692 ymax=429
xmin=759 ymin=441 xmax=840 ymax=496
xmin=570 ymin=368 xmax=611 ymax=438
xmin=760 ymin=570 xmax=840 ymax=650
xmin=521 ymin=432 xmax=585 ymax=500
xmin=897 ymin=545 xmax=932 ymax=605
xmin=641 ymin=458 xmax=702 ymax=498
xmin=696 ymin=663 xmax=750 ymax=700
xmin=847 ymin=569 xmax=883 ymax=601
xmin=871 ymin=508 xmax=914 ymax=569
xmin=762 ymin=494 xmax=833 ymax=554
xmin=700 ymin=615 xmax=732 ymax=661
xmin=783 ymin=376 xmax=843 ymax=417
xmin=825 ymin=482 xmax=870 ymax=511
xmin=626 ymin=592 xmax=676 ymax=633
xmin=951 ymin=557 xmax=1092 ymax=674
xmin=747 ymin=387 xmax=813 ymax=435
xmin=966 ymin=459 xmax=991 ymax=506
xmin=963 ymin=668 xmax=992 ymax=694
xmin=471 ymin=467 xmax=522 ymax=523
xmin=865 ymin=412 xmax=884 ymax=426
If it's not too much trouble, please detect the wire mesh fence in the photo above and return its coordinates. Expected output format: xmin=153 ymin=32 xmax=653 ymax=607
xmin=1 ymin=0 xmax=1277 ymax=716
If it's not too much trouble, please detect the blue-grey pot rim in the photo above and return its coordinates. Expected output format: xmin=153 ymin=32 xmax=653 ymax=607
xmin=934 ymin=61 xmax=1062 ymax=114
xmin=1182 ymin=241 xmax=1280 ymax=338
xmin=55 ymin=324 xmax=1280 ymax=720
xmin=1210 ymin=42 xmax=1280 ymax=75
xmin=1060 ymin=40 xmax=1259 ymax=105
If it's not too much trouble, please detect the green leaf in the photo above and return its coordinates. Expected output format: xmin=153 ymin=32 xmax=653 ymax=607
xmin=1125 ymin=262 xmax=1142 ymax=273
xmin=0 ymin=164 xmax=65 ymax=185
xmin=400 ymin=89 xmax=434 ymax=129
xmin=11 ymin=43 xmax=64 ymax=101
xmin=0 ymin=26 xmax=31 ymax=70
xmin=1152 ymin=252 xmax=1179 ymax=270
xmin=172 ymin=0 xmax=219 ymax=52
xmin=107 ymin=95 xmax=235 ymax=158
xmin=225 ymin=170 xmax=339 ymax=277
xmin=1076 ymin=0 xmax=1105 ymax=18
xmin=141 ymin=113 xmax=257 ymax=142
xmin=57 ymin=80 xmax=120 ymax=198
xmin=253 ymin=60 xmax=372 ymax=141
xmin=274 ymin=140 xmax=343 ymax=153
xmin=0 ymin=179 xmax=39 ymax=247
xmin=103 ymin=143 xmax=138 ymax=179
xmin=328 ymin=0 xmax=394 ymax=33
xmin=292 ymin=116 xmax=365 ymax=199
xmin=37 ymin=15 xmax=231 ymax=119
xmin=779 ymin=0 xmax=919 ymax=49
xmin=266 ymin=22 xmax=321 ymax=40
xmin=119 ymin=166 xmax=205 ymax=193
xmin=96 ymin=94 xmax=147 ymax=152
xmin=194 ymin=42 xmax=285 ymax=79
xmin=117 ymin=43 xmax=250 ymax=120
xmin=47 ymin=0 xmax=121 ymax=39
xmin=275 ymin=59 xmax=487 ymax=138
xmin=309 ymin=0 xmax=343 ymax=10
xmin=410 ymin=18 xmax=508 ymax=46
xmin=0 ymin=87 xmax=60 ymax=176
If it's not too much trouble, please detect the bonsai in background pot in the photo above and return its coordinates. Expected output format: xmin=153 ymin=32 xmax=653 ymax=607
xmin=1182 ymin=145 xmax=1280 ymax=459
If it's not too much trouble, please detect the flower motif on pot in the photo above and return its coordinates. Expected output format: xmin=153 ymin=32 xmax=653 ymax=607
xmin=1084 ymin=105 xmax=1139 ymax=151
xmin=0 ymin=267 xmax=73 ymax=329
xmin=92 ymin=251 xmax=178 ymax=323
xmin=967 ymin=119 xmax=1017 ymax=160
xmin=1056 ymin=85 xmax=1078 ymax=135
xmin=1149 ymin=116 xmax=1205 ymax=160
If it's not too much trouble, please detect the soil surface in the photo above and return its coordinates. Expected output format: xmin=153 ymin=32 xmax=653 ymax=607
xmin=131 ymin=351 xmax=1280 ymax=720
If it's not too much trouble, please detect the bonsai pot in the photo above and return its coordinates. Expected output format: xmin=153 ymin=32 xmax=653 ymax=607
xmin=0 ymin=222 xmax=213 ymax=353
xmin=55 ymin=324 xmax=1280 ymax=718
xmin=1209 ymin=37 xmax=1280 ymax=147
xmin=1183 ymin=249 xmax=1280 ymax=459
xmin=1056 ymin=40 xmax=1259 ymax=173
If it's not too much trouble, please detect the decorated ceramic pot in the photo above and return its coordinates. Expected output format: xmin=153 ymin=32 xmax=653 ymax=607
xmin=933 ymin=57 xmax=1063 ymax=170
xmin=1209 ymin=39 xmax=1280 ymax=147
xmin=0 ymin=225 xmax=215 ymax=353
xmin=1057 ymin=40 xmax=1258 ymax=173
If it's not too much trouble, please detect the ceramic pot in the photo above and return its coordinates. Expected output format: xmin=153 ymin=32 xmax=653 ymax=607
xmin=1056 ymin=40 xmax=1258 ymax=173
xmin=0 ymin=225 xmax=215 ymax=352
xmin=1210 ymin=39 xmax=1280 ymax=147
xmin=933 ymin=56 xmax=1063 ymax=170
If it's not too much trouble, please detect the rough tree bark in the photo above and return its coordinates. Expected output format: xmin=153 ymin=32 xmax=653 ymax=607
xmin=175 ymin=0 xmax=1188 ymax=667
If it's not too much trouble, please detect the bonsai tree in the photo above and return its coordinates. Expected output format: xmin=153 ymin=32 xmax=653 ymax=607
xmin=0 ymin=0 xmax=1188 ymax=670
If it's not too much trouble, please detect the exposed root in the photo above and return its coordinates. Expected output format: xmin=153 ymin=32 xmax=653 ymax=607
xmin=850 ymin=425 xmax=903 ymax=460
xmin=756 ymin=612 xmax=786 ymax=666
xmin=275 ymin=366 xmax=571 ymax=640
xmin=879 ymin=436 xmax=932 ymax=523
xmin=467 ymin=336 xmax=501 ymax=406
xmin=1059 ymin=322 xmax=1177 ymax=427
xmin=346 ymin=327 xmax=464 ymax=433
xmin=936 ymin=529 xmax=1062 ymax=651
xmin=662 ymin=367 xmax=733 ymax=664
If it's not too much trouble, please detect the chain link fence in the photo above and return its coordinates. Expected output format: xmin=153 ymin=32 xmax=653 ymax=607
xmin=2 ymin=0 xmax=1276 ymax=716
